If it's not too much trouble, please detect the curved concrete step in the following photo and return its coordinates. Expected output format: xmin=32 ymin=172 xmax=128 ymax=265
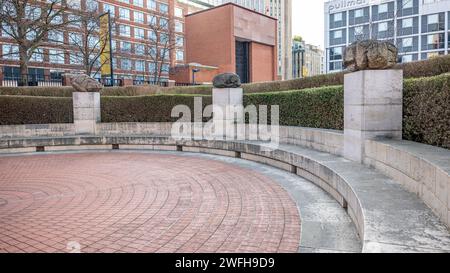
xmin=1 ymin=135 xmax=450 ymax=252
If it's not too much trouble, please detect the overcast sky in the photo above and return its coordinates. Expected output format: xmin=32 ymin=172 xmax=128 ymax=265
xmin=292 ymin=0 xmax=326 ymax=49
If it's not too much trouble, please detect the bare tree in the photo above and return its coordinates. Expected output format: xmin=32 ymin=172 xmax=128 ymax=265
xmin=145 ymin=15 xmax=177 ymax=84
xmin=0 ymin=0 xmax=72 ymax=85
xmin=65 ymin=9 xmax=116 ymax=77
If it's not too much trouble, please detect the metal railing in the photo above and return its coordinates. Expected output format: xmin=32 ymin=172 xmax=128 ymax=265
xmin=133 ymin=79 xmax=168 ymax=87
xmin=1 ymin=75 xmax=63 ymax=87
xmin=98 ymin=78 xmax=123 ymax=87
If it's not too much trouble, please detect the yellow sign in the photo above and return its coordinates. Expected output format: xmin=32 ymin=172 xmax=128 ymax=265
xmin=302 ymin=66 xmax=309 ymax=77
xmin=100 ymin=13 xmax=112 ymax=76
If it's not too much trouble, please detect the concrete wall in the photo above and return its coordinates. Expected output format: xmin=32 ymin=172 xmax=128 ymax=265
xmin=364 ymin=139 xmax=450 ymax=228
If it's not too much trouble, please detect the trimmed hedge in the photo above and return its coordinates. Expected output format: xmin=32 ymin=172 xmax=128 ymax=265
xmin=244 ymin=86 xmax=344 ymax=129
xmin=1 ymin=55 xmax=449 ymax=97
xmin=403 ymin=73 xmax=450 ymax=149
xmin=101 ymin=94 xmax=212 ymax=123
xmin=0 ymin=95 xmax=73 ymax=125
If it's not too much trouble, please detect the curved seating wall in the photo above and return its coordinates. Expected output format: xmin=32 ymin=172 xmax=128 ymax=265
xmin=1 ymin=122 xmax=450 ymax=252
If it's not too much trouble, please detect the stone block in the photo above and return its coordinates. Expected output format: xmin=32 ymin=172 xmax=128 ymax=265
xmin=343 ymin=70 xmax=403 ymax=163
xmin=435 ymin=168 xmax=449 ymax=207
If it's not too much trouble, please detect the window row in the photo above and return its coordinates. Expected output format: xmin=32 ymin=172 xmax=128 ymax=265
xmin=329 ymin=0 xmax=420 ymax=29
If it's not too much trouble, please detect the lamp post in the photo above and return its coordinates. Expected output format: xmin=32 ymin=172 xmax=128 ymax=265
xmin=192 ymin=68 xmax=200 ymax=85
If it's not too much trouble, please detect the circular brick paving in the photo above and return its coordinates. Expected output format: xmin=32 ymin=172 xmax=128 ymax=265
xmin=0 ymin=152 xmax=300 ymax=253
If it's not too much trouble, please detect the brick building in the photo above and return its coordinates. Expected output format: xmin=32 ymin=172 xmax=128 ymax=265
xmin=0 ymin=0 xmax=188 ymax=86
xmin=171 ymin=3 xmax=277 ymax=84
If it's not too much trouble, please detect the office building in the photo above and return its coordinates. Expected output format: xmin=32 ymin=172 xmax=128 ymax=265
xmin=292 ymin=40 xmax=324 ymax=78
xmin=325 ymin=0 xmax=450 ymax=73
xmin=0 ymin=0 xmax=188 ymax=85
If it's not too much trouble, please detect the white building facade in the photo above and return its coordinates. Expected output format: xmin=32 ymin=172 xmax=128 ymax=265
xmin=324 ymin=0 xmax=450 ymax=73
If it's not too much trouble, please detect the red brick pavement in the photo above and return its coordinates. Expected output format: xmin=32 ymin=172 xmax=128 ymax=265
xmin=0 ymin=152 xmax=300 ymax=253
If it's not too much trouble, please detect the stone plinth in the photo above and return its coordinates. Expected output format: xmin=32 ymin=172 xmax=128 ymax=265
xmin=344 ymin=69 xmax=403 ymax=163
xmin=212 ymin=88 xmax=243 ymax=137
xmin=73 ymin=92 xmax=100 ymax=135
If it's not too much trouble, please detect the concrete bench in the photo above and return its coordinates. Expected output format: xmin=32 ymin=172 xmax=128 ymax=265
xmin=1 ymin=134 xmax=449 ymax=252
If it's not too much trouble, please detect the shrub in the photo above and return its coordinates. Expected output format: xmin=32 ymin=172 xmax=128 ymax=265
xmin=101 ymin=94 xmax=212 ymax=123
xmin=1 ymin=55 xmax=449 ymax=97
xmin=244 ymin=86 xmax=344 ymax=129
xmin=0 ymin=96 xmax=73 ymax=125
xmin=403 ymin=73 xmax=450 ymax=149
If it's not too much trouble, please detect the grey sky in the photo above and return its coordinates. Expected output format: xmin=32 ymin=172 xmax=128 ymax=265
xmin=292 ymin=0 xmax=326 ymax=49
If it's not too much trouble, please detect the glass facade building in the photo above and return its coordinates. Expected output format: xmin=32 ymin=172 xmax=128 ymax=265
xmin=324 ymin=0 xmax=450 ymax=73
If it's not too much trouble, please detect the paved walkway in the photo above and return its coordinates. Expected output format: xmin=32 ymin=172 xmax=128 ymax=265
xmin=0 ymin=152 xmax=300 ymax=253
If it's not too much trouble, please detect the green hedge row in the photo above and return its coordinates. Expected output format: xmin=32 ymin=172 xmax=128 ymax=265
xmin=403 ymin=73 xmax=450 ymax=149
xmin=0 ymin=73 xmax=448 ymax=149
xmin=0 ymin=96 xmax=73 ymax=125
xmin=1 ymin=55 xmax=449 ymax=97
xmin=101 ymin=94 xmax=212 ymax=123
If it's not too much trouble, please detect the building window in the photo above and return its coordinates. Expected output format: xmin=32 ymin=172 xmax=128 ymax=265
xmin=149 ymin=30 xmax=157 ymax=41
xmin=147 ymin=0 xmax=156 ymax=10
xmin=149 ymin=62 xmax=156 ymax=73
xmin=176 ymin=35 xmax=184 ymax=47
xmin=119 ymin=8 xmax=130 ymax=20
xmin=402 ymin=18 xmax=413 ymax=28
xmin=175 ymin=21 xmax=183 ymax=32
xmin=160 ymin=33 xmax=169 ymax=44
xmin=136 ymin=60 xmax=145 ymax=71
xmin=120 ymin=41 xmax=132 ymax=52
xmin=422 ymin=33 xmax=445 ymax=50
xmin=48 ymin=30 xmax=64 ymax=43
xmin=160 ymin=48 xmax=169 ymax=59
xmin=159 ymin=3 xmax=169 ymax=14
xmin=176 ymin=50 xmax=184 ymax=61
xmin=86 ymin=0 xmax=98 ymax=11
xmin=175 ymin=7 xmax=183 ymax=18
xmin=330 ymin=29 xmax=345 ymax=46
xmin=134 ymin=11 xmax=144 ymax=23
xmin=118 ymin=25 xmax=131 ymax=37
xmin=148 ymin=15 xmax=157 ymax=25
xmin=401 ymin=55 xmax=413 ymax=63
xmin=134 ymin=0 xmax=144 ymax=7
xmin=378 ymin=22 xmax=388 ymax=32
xmin=135 ymin=27 xmax=145 ymax=39
xmin=70 ymin=52 xmax=83 ymax=65
xmin=121 ymin=58 xmax=131 ymax=70
xmin=159 ymin=18 xmax=169 ymax=29
xmin=354 ymin=9 xmax=363 ymax=18
xmin=161 ymin=63 xmax=169 ymax=72
xmin=49 ymin=49 xmax=65 ymax=64
xmin=30 ymin=48 xmax=44 ymax=62
xmin=397 ymin=0 xmax=418 ymax=17
xmin=68 ymin=33 xmax=83 ymax=46
xmin=349 ymin=7 xmax=369 ymax=25
xmin=103 ymin=4 xmax=115 ymax=17
xmin=67 ymin=0 xmax=81 ymax=9
xmin=421 ymin=13 xmax=445 ymax=33
xmin=135 ymin=44 xmax=145 ymax=55
xmin=2 ymin=45 xmax=18 ymax=60
xmin=378 ymin=3 xmax=388 ymax=13
xmin=119 ymin=0 xmax=130 ymax=4
xmin=329 ymin=47 xmax=343 ymax=61
xmin=402 ymin=37 xmax=413 ymax=48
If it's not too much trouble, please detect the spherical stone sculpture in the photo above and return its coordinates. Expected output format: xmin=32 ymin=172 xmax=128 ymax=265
xmin=343 ymin=40 xmax=398 ymax=72
xmin=68 ymin=74 xmax=103 ymax=92
xmin=213 ymin=73 xmax=242 ymax=88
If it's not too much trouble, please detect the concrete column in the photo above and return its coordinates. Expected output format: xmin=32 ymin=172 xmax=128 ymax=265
xmin=344 ymin=69 xmax=403 ymax=163
xmin=73 ymin=92 xmax=101 ymax=135
xmin=212 ymin=88 xmax=243 ymax=137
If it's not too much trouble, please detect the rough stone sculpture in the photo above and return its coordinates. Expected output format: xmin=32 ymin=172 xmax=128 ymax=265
xmin=213 ymin=73 xmax=241 ymax=88
xmin=69 ymin=74 xmax=103 ymax=92
xmin=343 ymin=40 xmax=398 ymax=71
